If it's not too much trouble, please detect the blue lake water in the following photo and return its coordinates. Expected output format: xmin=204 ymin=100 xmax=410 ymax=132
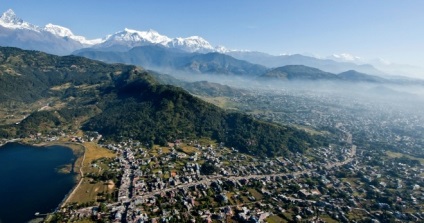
xmin=0 ymin=143 xmax=77 ymax=223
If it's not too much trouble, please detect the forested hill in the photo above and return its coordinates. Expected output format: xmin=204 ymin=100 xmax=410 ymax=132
xmin=83 ymin=82 xmax=319 ymax=157
xmin=0 ymin=47 xmax=324 ymax=157
xmin=0 ymin=46 xmax=152 ymax=104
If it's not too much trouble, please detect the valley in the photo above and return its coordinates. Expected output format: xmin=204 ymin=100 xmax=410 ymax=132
xmin=0 ymin=5 xmax=424 ymax=223
xmin=0 ymin=47 xmax=423 ymax=222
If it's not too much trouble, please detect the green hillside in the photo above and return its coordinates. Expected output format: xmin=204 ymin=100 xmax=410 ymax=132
xmin=0 ymin=47 xmax=323 ymax=157
xmin=260 ymin=65 xmax=338 ymax=80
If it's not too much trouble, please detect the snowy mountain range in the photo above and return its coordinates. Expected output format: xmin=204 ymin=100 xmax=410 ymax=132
xmin=1 ymin=9 xmax=422 ymax=78
xmin=0 ymin=9 xmax=101 ymax=45
xmin=0 ymin=9 xmax=225 ymax=55
xmin=89 ymin=28 xmax=225 ymax=53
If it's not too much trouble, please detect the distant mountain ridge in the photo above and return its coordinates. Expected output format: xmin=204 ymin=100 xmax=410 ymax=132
xmin=259 ymin=65 xmax=388 ymax=83
xmin=338 ymin=70 xmax=386 ymax=83
xmin=260 ymin=65 xmax=337 ymax=81
xmin=77 ymin=45 xmax=414 ymax=84
xmin=75 ymin=45 xmax=267 ymax=76
xmin=227 ymin=51 xmax=385 ymax=76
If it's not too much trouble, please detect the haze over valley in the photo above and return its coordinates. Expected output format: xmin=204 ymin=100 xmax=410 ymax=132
xmin=0 ymin=2 xmax=424 ymax=223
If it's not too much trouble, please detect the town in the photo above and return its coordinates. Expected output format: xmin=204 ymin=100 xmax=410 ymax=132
xmin=3 ymin=84 xmax=423 ymax=223
xmin=41 ymin=122 xmax=422 ymax=223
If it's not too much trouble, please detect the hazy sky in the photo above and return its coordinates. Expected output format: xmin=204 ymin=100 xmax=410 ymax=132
xmin=1 ymin=0 xmax=423 ymax=67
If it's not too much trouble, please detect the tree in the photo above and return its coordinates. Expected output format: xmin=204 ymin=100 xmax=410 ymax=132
xmin=99 ymin=202 xmax=107 ymax=212
xmin=200 ymin=161 xmax=219 ymax=175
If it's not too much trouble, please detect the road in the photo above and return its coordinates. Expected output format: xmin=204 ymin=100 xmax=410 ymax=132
xmin=127 ymin=130 xmax=357 ymax=202
xmin=80 ymin=126 xmax=357 ymax=217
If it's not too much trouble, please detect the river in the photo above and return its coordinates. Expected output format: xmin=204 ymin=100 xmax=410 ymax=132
xmin=0 ymin=142 xmax=77 ymax=223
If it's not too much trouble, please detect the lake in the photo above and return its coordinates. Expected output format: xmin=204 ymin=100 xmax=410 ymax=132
xmin=0 ymin=143 xmax=77 ymax=223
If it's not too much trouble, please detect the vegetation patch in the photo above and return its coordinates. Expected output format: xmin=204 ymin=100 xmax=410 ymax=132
xmin=56 ymin=164 xmax=72 ymax=174
xmin=386 ymin=151 xmax=424 ymax=165
xmin=82 ymin=142 xmax=116 ymax=166
xmin=178 ymin=145 xmax=198 ymax=155
xmin=266 ymin=215 xmax=287 ymax=223
xmin=248 ymin=188 xmax=263 ymax=200
xmin=66 ymin=179 xmax=113 ymax=204
xmin=64 ymin=142 xmax=116 ymax=205
xmin=196 ymin=96 xmax=235 ymax=109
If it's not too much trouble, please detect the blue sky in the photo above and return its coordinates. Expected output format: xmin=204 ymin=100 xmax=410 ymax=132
xmin=1 ymin=0 xmax=423 ymax=67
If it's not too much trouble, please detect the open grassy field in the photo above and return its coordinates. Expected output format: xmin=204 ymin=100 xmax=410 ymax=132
xmin=248 ymin=188 xmax=263 ymax=200
xmin=82 ymin=142 xmax=116 ymax=166
xmin=291 ymin=124 xmax=327 ymax=135
xmin=386 ymin=151 xmax=424 ymax=164
xmin=196 ymin=96 xmax=238 ymax=110
xmin=66 ymin=179 xmax=114 ymax=204
xmin=347 ymin=209 xmax=369 ymax=222
xmin=71 ymin=218 xmax=96 ymax=223
xmin=196 ymin=137 xmax=218 ymax=146
xmin=64 ymin=142 xmax=116 ymax=205
xmin=179 ymin=145 xmax=198 ymax=155
xmin=266 ymin=215 xmax=287 ymax=223
xmin=321 ymin=215 xmax=339 ymax=223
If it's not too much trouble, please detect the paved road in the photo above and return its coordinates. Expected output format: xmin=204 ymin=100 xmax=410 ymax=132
xmin=128 ymin=130 xmax=357 ymax=202
xmin=70 ymin=126 xmax=359 ymax=223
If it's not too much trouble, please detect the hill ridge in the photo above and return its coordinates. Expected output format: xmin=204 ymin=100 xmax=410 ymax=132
xmin=0 ymin=47 xmax=323 ymax=157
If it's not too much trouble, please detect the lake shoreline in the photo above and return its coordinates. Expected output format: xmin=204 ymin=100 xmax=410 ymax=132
xmin=0 ymin=140 xmax=86 ymax=222
xmin=28 ymin=141 xmax=87 ymax=214
xmin=0 ymin=142 xmax=78 ymax=223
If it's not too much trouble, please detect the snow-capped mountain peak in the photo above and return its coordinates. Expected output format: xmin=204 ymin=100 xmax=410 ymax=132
xmin=0 ymin=9 xmax=38 ymax=30
xmin=106 ymin=28 xmax=172 ymax=45
xmin=1 ymin=9 xmax=21 ymax=24
xmin=141 ymin=29 xmax=172 ymax=44
xmin=176 ymin=36 xmax=209 ymax=45
xmin=99 ymin=28 xmax=218 ymax=53
xmin=170 ymin=35 xmax=214 ymax=52
xmin=43 ymin=23 xmax=103 ymax=45
xmin=214 ymin=45 xmax=230 ymax=53
xmin=44 ymin=23 xmax=74 ymax=37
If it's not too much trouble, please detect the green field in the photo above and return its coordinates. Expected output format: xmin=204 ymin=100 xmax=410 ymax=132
xmin=386 ymin=151 xmax=424 ymax=164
